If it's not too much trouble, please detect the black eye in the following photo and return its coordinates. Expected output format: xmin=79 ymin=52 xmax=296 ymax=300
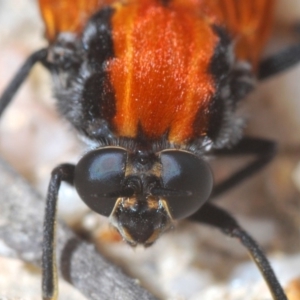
xmin=74 ymin=147 xmax=127 ymax=216
xmin=160 ymin=150 xmax=213 ymax=219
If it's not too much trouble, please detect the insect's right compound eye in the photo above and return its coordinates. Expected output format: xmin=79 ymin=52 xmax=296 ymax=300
xmin=74 ymin=147 xmax=127 ymax=216
xmin=160 ymin=150 xmax=213 ymax=220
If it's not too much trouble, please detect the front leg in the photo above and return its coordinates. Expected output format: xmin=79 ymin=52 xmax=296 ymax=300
xmin=42 ymin=163 xmax=75 ymax=300
xmin=189 ymin=203 xmax=287 ymax=300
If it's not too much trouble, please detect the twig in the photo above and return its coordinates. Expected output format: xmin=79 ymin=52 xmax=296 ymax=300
xmin=0 ymin=157 xmax=158 ymax=300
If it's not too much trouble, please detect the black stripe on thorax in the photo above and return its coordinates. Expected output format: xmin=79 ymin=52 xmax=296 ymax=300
xmin=204 ymin=26 xmax=232 ymax=141
xmin=80 ymin=6 xmax=117 ymax=140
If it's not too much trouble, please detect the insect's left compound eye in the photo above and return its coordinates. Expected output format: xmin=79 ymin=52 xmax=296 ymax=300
xmin=74 ymin=147 xmax=127 ymax=216
xmin=160 ymin=150 xmax=213 ymax=220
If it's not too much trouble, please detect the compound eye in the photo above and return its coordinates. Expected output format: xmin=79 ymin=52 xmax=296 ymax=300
xmin=160 ymin=150 xmax=213 ymax=220
xmin=74 ymin=147 xmax=127 ymax=216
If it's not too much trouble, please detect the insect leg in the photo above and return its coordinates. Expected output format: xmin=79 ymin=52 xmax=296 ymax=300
xmin=189 ymin=203 xmax=287 ymax=300
xmin=258 ymin=43 xmax=300 ymax=80
xmin=0 ymin=48 xmax=48 ymax=117
xmin=42 ymin=163 xmax=75 ymax=300
xmin=211 ymin=137 xmax=276 ymax=199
